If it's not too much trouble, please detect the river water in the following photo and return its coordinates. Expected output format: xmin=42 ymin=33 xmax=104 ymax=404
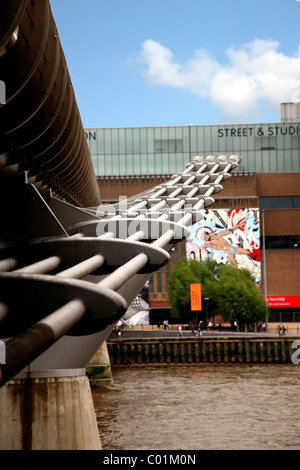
xmin=92 ymin=364 xmax=300 ymax=451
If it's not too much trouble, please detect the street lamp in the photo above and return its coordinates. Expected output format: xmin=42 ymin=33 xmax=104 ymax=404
xmin=261 ymin=209 xmax=268 ymax=332
xmin=204 ymin=297 xmax=209 ymax=329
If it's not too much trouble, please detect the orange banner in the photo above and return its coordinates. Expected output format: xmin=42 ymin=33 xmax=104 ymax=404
xmin=190 ymin=284 xmax=202 ymax=311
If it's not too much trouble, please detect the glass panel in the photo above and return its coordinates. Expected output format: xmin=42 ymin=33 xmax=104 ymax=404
xmin=85 ymin=130 xmax=91 ymax=152
xmin=196 ymin=126 xmax=205 ymax=154
xmin=182 ymin=152 xmax=190 ymax=170
xmin=119 ymin=154 xmax=127 ymax=175
xmin=168 ymin=153 xmax=177 ymax=173
xmin=190 ymin=126 xmax=198 ymax=153
xmin=147 ymin=128 xmax=154 ymax=153
xmin=182 ymin=126 xmax=190 ymax=153
xmin=292 ymin=149 xmax=300 ymax=171
xmin=85 ymin=129 xmax=97 ymax=153
xmin=269 ymin=150 xmax=277 ymax=172
xmin=154 ymin=153 xmax=162 ymax=174
xmin=133 ymin=128 xmax=140 ymax=154
xmin=140 ymin=128 xmax=147 ymax=153
xmin=111 ymin=129 xmax=119 ymax=155
xmin=175 ymin=126 xmax=184 ymax=140
xmin=90 ymin=138 xmax=97 ymax=157
xmin=111 ymin=154 xmax=120 ymax=175
xmin=168 ymin=127 xmax=176 ymax=141
xmin=119 ymin=128 xmax=126 ymax=154
xmin=97 ymin=129 xmax=105 ymax=154
xmin=161 ymin=127 xmax=169 ymax=141
xmin=162 ymin=154 xmax=169 ymax=173
xmin=224 ymin=126 xmax=234 ymax=153
xmin=126 ymin=153 xmax=133 ymax=174
xmin=209 ymin=127 xmax=218 ymax=153
xmin=133 ymin=154 xmax=141 ymax=174
xmin=106 ymin=154 xmax=114 ymax=174
xmin=126 ymin=128 xmax=133 ymax=154
xmin=255 ymin=150 xmax=263 ymax=173
xmin=91 ymin=155 xmax=98 ymax=175
xmin=154 ymin=127 xmax=162 ymax=142
xmin=239 ymin=151 xmax=249 ymax=172
xmin=291 ymin=136 xmax=300 ymax=149
xmin=203 ymin=126 xmax=212 ymax=153
xmin=216 ymin=126 xmax=226 ymax=153
xmin=104 ymin=129 xmax=111 ymax=154
xmin=276 ymin=129 xmax=285 ymax=152
xmin=147 ymin=154 xmax=155 ymax=174
xmin=247 ymin=151 xmax=255 ymax=172
xmin=140 ymin=153 xmax=148 ymax=174
xmin=98 ymin=155 xmax=105 ymax=175
xmin=281 ymin=150 xmax=291 ymax=172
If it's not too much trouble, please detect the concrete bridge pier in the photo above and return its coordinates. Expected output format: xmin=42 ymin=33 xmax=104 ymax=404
xmin=0 ymin=369 xmax=101 ymax=450
xmin=86 ymin=341 xmax=114 ymax=387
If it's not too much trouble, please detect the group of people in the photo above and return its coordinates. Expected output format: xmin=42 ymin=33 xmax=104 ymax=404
xmin=157 ymin=320 xmax=169 ymax=330
xmin=257 ymin=322 xmax=266 ymax=332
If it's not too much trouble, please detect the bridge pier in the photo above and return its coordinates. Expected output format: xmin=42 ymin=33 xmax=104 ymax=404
xmin=0 ymin=369 xmax=101 ymax=450
xmin=86 ymin=341 xmax=114 ymax=387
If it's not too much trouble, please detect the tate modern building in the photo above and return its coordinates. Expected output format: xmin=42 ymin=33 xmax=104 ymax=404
xmin=85 ymin=102 xmax=300 ymax=325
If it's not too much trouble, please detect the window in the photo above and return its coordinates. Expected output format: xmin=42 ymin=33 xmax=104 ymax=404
xmin=254 ymin=136 xmax=276 ymax=151
xmin=260 ymin=196 xmax=300 ymax=209
xmin=154 ymin=139 xmax=183 ymax=153
xmin=262 ymin=235 xmax=300 ymax=249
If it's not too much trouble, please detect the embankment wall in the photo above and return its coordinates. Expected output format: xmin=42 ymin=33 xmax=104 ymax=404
xmin=107 ymin=336 xmax=300 ymax=365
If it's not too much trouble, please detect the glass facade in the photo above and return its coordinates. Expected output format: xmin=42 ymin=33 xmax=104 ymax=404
xmin=85 ymin=123 xmax=300 ymax=176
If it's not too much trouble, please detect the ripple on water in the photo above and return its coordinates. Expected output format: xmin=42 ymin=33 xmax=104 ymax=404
xmin=92 ymin=363 xmax=300 ymax=450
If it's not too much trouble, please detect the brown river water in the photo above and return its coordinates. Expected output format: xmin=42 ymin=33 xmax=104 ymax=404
xmin=92 ymin=363 xmax=300 ymax=451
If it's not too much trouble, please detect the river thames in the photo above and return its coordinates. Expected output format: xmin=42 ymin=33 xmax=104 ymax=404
xmin=92 ymin=363 xmax=300 ymax=451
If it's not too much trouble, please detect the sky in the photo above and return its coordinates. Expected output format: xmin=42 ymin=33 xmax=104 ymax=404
xmin=50 ymin=0 xmax=300 ymax=129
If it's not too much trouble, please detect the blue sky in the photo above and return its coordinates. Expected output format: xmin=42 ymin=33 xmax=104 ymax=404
xmin=50 ymin=0 xmax=300 ymax=128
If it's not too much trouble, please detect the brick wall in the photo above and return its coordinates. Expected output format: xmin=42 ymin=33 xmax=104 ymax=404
xmin=96 ymin=172 xmax=300 ymax=309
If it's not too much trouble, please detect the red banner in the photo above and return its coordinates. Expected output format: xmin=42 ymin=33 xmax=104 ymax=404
xmin=266 ymin=296 xmax=300 ymax=308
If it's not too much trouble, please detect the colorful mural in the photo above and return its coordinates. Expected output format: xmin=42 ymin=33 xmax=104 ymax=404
xmin=186 ymin=208 xmax=261 ymax=284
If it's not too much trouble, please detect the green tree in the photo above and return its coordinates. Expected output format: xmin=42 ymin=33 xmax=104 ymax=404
xmin=167 ymin=258 xmax=216 ymax=322
xmin=168 ymin=258 xmax=269 ymax=328
xmin=213 ymin=264 xmax=268 ymax=328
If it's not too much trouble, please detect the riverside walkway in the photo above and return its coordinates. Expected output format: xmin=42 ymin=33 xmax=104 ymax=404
xmin=109 ymin=322 xmax=300 ymax=339
xmin=106 ymin=325 xmax=300 ymax=365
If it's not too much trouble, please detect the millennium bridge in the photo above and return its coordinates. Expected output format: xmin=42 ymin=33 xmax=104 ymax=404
xmin=0 ymin=0 xmax=241 ymax=449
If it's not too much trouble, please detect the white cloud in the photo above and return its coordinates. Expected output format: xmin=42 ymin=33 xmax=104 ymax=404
xmin=138 ymin=38 xmax=300 ymax=121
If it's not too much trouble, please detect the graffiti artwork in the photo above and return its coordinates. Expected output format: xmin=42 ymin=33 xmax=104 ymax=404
xmin=186 ymin=208 xmax=261 ymax=284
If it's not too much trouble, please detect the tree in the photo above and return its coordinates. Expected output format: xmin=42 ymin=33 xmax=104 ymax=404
xmin=167 ymin=258 xmax=215 ymax=322
xmin=213 ymin=264 xmax=268 ymax=328
xmin=167 ymin=258 xmax=269 ymax=328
